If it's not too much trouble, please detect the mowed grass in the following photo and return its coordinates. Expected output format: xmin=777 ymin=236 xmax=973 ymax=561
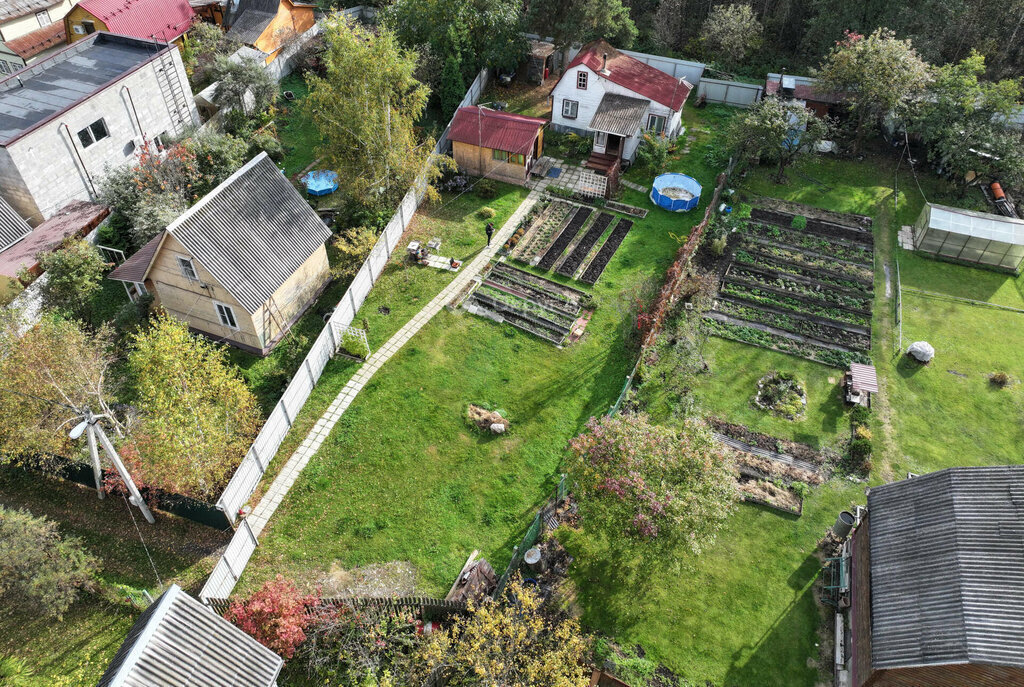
xmin=243 ymin=171 xmax=711 ymax=595
xmin=0 ymin=470 xmax=227 ymax=686
xmin=277 ymin=74 xmax=319 ymax=178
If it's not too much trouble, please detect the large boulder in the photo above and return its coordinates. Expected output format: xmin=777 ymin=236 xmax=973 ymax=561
xmin=907 ymin=341 xmax=935 ymax=363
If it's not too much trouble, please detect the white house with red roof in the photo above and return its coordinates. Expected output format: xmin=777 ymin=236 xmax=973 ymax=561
xmin=550 ymin=39 xmax=692 ymax=167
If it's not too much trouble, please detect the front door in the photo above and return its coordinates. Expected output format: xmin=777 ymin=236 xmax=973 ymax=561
xmin=606 ymin=134 xmax=622 ymax=157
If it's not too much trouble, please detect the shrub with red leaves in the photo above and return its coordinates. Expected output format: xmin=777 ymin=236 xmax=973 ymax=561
xmin=224 ymin=576 xmax=316 ymax=658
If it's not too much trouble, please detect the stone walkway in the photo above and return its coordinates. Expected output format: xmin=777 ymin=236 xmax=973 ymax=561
xmin=247 ymin=189 xmax=542 ymax=536
xmin=621 ymin=179 xmax=649 ymax=193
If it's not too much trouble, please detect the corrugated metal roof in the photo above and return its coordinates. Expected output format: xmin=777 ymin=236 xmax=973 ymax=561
xmin=0 ymin=33 xmax=168 ymax=144
xmin=589 ymin=93 xmax=649 ymax=136
xmin=164 ymin=152 xmax=331 ymax=314
xmin=96 ymin=584 xmax=283 ymax=687
xmin=224 ymin=9 xmax=275 ymax=44
xmin=108 ymin=230 xmax=164 ymax=282
xmin=849 ymin=362 xmax=878 ymax=393
xmin=448 ymin=106 xmax=545 ymax=155
xmin=0 ymin=194 xmax=30 ymax=253
xmin=5 ymin=21 xmax=65 ymax=59
xmin=924 ymin=203 xmax=1024 ymax=245
xmin=0 ymin=0 xmax=53 ymax=22
xmin=76 ymin=0 xmax=195 ymax=42
xmin=563 ymin=39 xmax=691 ymax=111
xmin=868 ymin=466 xmax=1024 ymax=671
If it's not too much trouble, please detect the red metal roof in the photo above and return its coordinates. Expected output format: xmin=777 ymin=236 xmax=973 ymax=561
xmin=7 ymin=22 xmax=66 ymax=59
xmin=75 ymin=0 xmax=195 ymax=42
xmin=448 ymin=107 xmax=546 ymax=155
xmin=765 ymin=78 xmax=841 ymax=105
xmin=563 ymin=40 xmax=691 ymax=111
xmin=849 ymin=363 xmax=879 ymax=393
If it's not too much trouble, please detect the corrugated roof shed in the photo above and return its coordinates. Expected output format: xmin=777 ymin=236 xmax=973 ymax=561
xmin=74 ymin=0 xmax=195 ymax=42
xmin=589 ymin=93 xmax=650 ymax=136
xmin=0 ymin=200 xmax=108 ymax=278
xmin=448 ymin=106 xmax=546 ymax=155
xmin=0 ymin=194 xmax=30 ymax=253
xmin=96 ymin=584 xmax=282 ymax=687
xmin=115 ymin=152 xmax=331 ymax=313
xmin=564 ymin=39 xmax=691 ymax=111
xmin=868 ymin=466 xmax=1024 ymax=671
xmin=849 ymin=362 xmax=878 ymax=393
xmin=0 ymin=33 xmax=168 ymax=144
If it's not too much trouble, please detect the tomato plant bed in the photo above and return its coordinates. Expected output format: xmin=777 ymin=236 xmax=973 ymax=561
xmin=703 ymin=317 xmax=871 ymax=368
xmin=719 ymin=281 xmax=871 ymax=324
xmin=715 ymin=299 xmax=870 ymax=351
xmin=538 ymin=206 xmax=593 ymax=271
xmin=557 ymin=212 xmax=614 ymax=277
xmin=580 ymin=218 xmax=634 ymax=285
xmin=740 ymin=223 xmax=874 ymax=265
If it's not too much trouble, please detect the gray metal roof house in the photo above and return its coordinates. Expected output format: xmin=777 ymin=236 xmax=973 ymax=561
xmin=96 ymin=583 xmax=283 ymax=687
xmin=849 ymin=465 xmax=1024 ymax=687
xmin=108 ymin=152 xmax=333 ymax=355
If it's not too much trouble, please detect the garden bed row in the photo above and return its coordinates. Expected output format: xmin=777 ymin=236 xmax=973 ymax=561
xmin=740 ymin=222 xmax=873 ymax=265
xmin=737 ymin=475 xmax=803 ymax=515
xmin=485 ymin=265 xmax=584 ymax=317
xmin=725 ymin=269 xmax=872 ymax=311
xmin=538 ymin=207 xmax=593 ymax=271
xmin=751 ymin=207 xmax=874 ymax=246
xmin=709 ymin=417 xmax=833 ymax=466
xmin=557 ymin=212 xmax=614 ymax=278
xmin=580 ymin=219 xmax=634 ymax=285
xmin=715 ymin=298 xmax=871 ymax=351
xmin=490 ymin=262 xmax=590 ymax=307
xmin=736 ymin=242 xmax=873 ymax=284
xmin=511 ymin=201 xmax=572 ymax=263
xmin=703 ymin=317 xmax=872 ymax=368
xmin=719 ymin=281 xmax=871 ymax=325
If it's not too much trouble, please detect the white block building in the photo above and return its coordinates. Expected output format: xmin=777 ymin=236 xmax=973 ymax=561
xmin=549 ymin=39 xmax=692 ymax=165
xmin=0 ymin=32 xmax=198 ymax=225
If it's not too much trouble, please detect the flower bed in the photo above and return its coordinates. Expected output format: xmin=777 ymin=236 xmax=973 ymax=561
xmin=580 ymin=218 xmax=634 ymax=285
xmin=753 ymin=371 xmax=807 ymax=419
xmin=538 ymin=207 xmax=593 ymax=271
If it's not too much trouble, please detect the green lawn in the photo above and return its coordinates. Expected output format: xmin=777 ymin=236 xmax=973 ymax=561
xmin=277 ymin=74 xmax=319 ymax=178
xmin=0 ymin=469 xmax=227 ymax=686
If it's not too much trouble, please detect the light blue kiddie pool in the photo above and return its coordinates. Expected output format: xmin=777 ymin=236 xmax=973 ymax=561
xmin=650 ymin=173 xmax=702 ymax=212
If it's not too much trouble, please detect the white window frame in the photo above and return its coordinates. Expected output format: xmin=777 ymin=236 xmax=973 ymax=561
xmin=76 ymin=118 xmax=109 ymax=148
xmin=176 ymin=256 xmax=199 ymax=281
xmin=214 ymin=301 xmax=240 ymax=330
xmin=576 ymin=71 xmax=588 ymax=89
xmin=647 ymin=114 xmax=667 ymax=135
xmin=594 ymin=131 xmax=607 ymax=147
xmin=562 ymin=99 xmax=579 ymax=119
xmin=36 ymin=9 xmax=51 ymax=27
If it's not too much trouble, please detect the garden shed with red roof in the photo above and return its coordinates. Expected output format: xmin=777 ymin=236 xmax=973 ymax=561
xmin=448 ymin=106 xmax=546 ymax=185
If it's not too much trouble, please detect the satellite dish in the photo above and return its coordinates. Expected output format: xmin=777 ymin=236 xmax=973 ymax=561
xmin=69 ymin=420 xmax=89 ymax=440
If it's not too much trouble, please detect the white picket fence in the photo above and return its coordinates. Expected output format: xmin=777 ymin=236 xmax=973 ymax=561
xmin=213 ymin=67 xmax=491 ymax=526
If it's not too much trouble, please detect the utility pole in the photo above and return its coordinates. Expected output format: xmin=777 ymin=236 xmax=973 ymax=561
xmin=71 ymin=409 xmax=155 ymax=524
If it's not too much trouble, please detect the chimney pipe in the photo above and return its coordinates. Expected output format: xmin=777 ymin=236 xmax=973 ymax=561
xmin=600 ymin=52 xmax=610 ymax=75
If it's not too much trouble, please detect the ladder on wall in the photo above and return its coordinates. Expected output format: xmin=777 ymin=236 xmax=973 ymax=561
xmin=154 ymin=33 xmax=193 ymax=137
xmin=262 ymin=296 xmax=286 ymax=350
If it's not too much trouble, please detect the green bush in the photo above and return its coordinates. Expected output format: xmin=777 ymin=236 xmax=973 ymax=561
xmin=341 ymin=329 xmax=370 ymax=359
xmin=851 ymin=405 xmax=871 ymax=424
xmin=850 ymin=438 xmax=872 ymax=459
xmin=248 ymin=130 xmax=284 ymax=162
xmin=791 ymin=215 xmax=808 ymax=230
xmin=476 ymin=179 xmax=498 ymax=199
xmin=791 ymin=481 xmax=811 ymax=499
xmin=114 ymin=294 xmax=154 ymax=337
xmin=478 ymin=206 xmax=496 ymax=219
xmin=736 ymin=202 xmax=753 ymax=219
xmin=633 ymin=133 xmax=670 ymax=174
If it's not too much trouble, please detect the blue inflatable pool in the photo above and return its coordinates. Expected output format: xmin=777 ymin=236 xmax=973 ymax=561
xmin=650 ymin=173 xmax=702 ymax=212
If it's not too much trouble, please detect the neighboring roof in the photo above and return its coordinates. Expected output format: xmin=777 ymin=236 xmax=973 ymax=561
xmin=589 ymin=93 xmax=650 ymax=136
xmin=108 ymin=230 xmax=164 ymax=283
xmin=0 ymin=32 xmax=170 ymax=145
xmin=923 ymin=202 xmax=1024 ymax=245
xmin=848 ymin=362 xmax=878 ymax=393
xmin=564 ymin=39 xmax=691 ymax=111
xmin=111 ymin=153 xmax=331 ymax=313
xmin=96 ymin=584 xmax=283 ymax=687
xmin=0 ymin=0 xmax=52 ymax=22
xmin=5 ymin=20 xmax=64 ymax=59
xmin=449 ymin=106 xmax=546 ymax=155
xmin=224 ymin=0 xmax=315 ymax=45
xmin=529 ymin=39 xmax=554 ymax=58
xmin=74 ymin=0 xmax=195 ymax=42
xmin=765 ymin=73 xmax=841 ymax=104
xmin=0 ymin=200 xmax=108 ymax=278
xmin=0 ymin=194 xmax=30 ymax=253
xmin=867 ymin=466 xmax=1024 ymax=671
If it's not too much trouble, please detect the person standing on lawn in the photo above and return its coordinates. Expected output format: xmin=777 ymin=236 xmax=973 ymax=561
xmin=485 ymin=221 xmax=494 ymax=246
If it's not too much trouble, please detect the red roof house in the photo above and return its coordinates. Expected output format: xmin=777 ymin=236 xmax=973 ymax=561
xmin=563 ymin=40 xmax=692 ymax=111
xmin=448 ymin=106 xmax=546 ymax=185
xmin=65 ymin=0 xmax=195 ymax=45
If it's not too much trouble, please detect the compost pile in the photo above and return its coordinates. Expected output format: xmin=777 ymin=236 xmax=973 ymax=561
xmin=467 ymin=404 xmax=509 ymax=433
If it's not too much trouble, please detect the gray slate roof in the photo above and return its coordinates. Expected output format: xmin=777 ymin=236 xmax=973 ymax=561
xmin=224 ymin=8 xmax=276 ymax=44
xmin=96 ymin=584 xmax=282 ymax=687
xmin=0 ymin=0 xmax=52 ymax=22
xmin=0 ymin=193 xmax=30 ymax=253
xmin=589 ymin=93 xmax=650 ymax=137
xmin=164 ymin=152 xmax=331 ymax=313
xmin=868 ymin=465 xmax=1024 ymax=671
xmin=0 ymin=33 xmax=166 ymax=144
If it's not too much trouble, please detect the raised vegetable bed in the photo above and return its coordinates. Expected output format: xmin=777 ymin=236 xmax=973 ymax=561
xmin=557 ymin=212 xmax=614 ymax=277
xmin=512 ymin=201 xmax=571 ymax=263
xmin=740 ymin=223 xmax=873 ymax=264
xmin=538 ymin=207 xmax=593 ymax=271
xmin=580 ymin=218 xmax=634 ymax=285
